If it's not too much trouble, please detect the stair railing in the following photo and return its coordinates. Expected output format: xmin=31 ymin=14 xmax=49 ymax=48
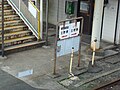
xmin=7 ymin=0 xmax=41 ymax=40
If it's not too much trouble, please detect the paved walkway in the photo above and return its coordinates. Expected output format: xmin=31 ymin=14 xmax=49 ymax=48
xmin=0 ymin=34 xmax=119 ymax=90
xmin=0 ymin=70 xmax=42 ymax=90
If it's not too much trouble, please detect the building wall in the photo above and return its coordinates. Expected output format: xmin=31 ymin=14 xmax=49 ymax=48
xmin=47 ymin=0 xmax=58 ymax=24
xmin=47 ymin=0 xmax=67 ymax=25
xmin=102 ymin=0 xmax=118 ymax=43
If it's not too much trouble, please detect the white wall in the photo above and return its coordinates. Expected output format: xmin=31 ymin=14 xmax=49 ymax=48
xmin=44 ymin=0 xmax=78 ymax=25
xmin=102 ymin=0 xmax=118 ymax=43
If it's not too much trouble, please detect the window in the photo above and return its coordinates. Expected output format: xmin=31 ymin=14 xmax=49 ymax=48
xmin=80 ymin=1 xmax=89 ymax=13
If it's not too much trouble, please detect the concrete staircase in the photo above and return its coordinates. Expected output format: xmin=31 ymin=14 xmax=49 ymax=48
xmin=0 ymin=1 xmax=45 ymax=54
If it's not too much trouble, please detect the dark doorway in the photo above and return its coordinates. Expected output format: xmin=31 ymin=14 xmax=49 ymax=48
xmin=77 ymin=0 xmax=94 ymax=35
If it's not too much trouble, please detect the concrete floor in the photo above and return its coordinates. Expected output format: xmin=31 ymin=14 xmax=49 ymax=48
xmin=0 ymin=70 xmax=40 ymax=90
xmin=0 ymin=44 xmax=87 ymax=90
xmin=0 ymin=33 xmax=118 ymax=90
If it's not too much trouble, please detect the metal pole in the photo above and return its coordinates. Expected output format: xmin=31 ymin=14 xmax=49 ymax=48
xmin=53 ymin=24 xmax=58 ymax=75
xmin=40 ymin=0 xmax=43 ymax=39
xmin=45 ymin=0 xmax=49 ymax=45
xmin=57 ymin=0 xmax=59 ymax=22
xmin=1 ymin=0 xmax=5 ymax=57
xmin=69 ymin=47 xmax=74 ymax=77
xmin=92 ymin=40 xmax=97 ymax=65
xmin=114 ymin=0 xmax=119 ymax=44
xmin=78 ymin=18 xmax=84 ymax=67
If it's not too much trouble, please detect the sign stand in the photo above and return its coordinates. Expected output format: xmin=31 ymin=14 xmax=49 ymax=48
xmin=53 ymin=17 xmax=84 ymax=75
xmin=87 ymin=39 xmax=102 ymax=73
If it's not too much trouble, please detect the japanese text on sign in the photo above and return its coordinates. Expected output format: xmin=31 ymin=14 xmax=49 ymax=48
xmin=59 ymin=22 xmax=80 ymax=40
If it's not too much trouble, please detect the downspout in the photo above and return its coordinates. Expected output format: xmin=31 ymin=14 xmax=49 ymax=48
xmin=77 ymin=0 xmax=80 ymax=17
xmin=100 ymin=5 xmax=105 ymax=39
xmin=57 ymin=0 xmax=59 ymax=22
xmin=45 ymin=0 xmax=49 ymax=45
xmin=114 ymin=0 xmax=119 ymax=45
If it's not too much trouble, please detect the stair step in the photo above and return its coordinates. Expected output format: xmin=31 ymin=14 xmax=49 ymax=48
xmin=0 ymin=25 xmax=27 ymax=31
xmin=0 ymin=4 xmax=10 ymax=8
xmin=0 ymin=4 xmax=11 ymax=10
xmin=0 ymin=9 xmax=15 ymax=16
xmin=4 ymin=41 xmax=45 ymax=51
xmin=0 ymin=14 xmax=19 ymax=21
xmin=0 ymin=30 xmax=31 ymax=37
xmin=0 ymin=20 xmax=23 ymax=28
xmin=0 ymin=1 xmax=7 ymax=5
xmin=0 ymin=19 xmax=22 ymax=24
xmin=0 ymin=36 xmax=35 ymax=44
xmin=0 ymin=9 xmax=13 ymax=13
xmin=0 ymin=2 xmax=8 ymax=6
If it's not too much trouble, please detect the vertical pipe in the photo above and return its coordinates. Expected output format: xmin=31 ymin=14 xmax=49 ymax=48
xmin=45 ymin=0 xmax=49 ymax=45
xmin=91 ymin=0 xmax=104 ymax=49
xmin=77 ymin=0 xmax=80 ymax=17
xmin=1 ymin=0 xmax=4 ymax=57
xmin=114 ymin=0 xmax=119 ymax=45
xmin=78 ymin=18 xmax=83 ymax=67
xmin=40 ymin=0 xmax=43 ymax=39
xmin=57 ymin=0 xmax=59 ymax=22
xmin=69 ymin=47 xmax=74 ymax=76
xmin=100 ymin=6 xmax=105 ymax=39
xmin=38 ymin=11 xmax=40 ymax=40
xmin=92 ymin=40 xmax=96 ymax=65
xmin=53 ymin=24 xmax=58 ymax=75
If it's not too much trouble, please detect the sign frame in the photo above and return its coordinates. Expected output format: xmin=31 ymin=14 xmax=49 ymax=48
xmin=53 ymin=17 xmax=84 ymax=75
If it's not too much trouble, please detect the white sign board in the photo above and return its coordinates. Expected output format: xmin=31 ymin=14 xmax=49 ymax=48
xmin=28 ymin=2 xmax=37 ymax=18
xmin=70 ymin=22 xmax=80 ymax=37
xmin=59 ymin=22 xmax=80 ymax=39
xmin=59 ymin=24 xmax=70 ymax=40
xmin=57 ymin=36 xmax=80 ymax=57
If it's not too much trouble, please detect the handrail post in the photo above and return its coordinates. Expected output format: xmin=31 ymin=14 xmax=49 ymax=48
xmin=38 ymin=11 xmax=40 ymax=41
xmin=40 ymin=0 xmax=43 ymax=39
xmin=1 ymin=0 xmax=5 ymax=57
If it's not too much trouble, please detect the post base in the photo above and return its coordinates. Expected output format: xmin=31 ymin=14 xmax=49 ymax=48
xmin=0 ymin=56 xmax=7 ymax=60
xmin=87 ymin=61 xmax=102 ymax=73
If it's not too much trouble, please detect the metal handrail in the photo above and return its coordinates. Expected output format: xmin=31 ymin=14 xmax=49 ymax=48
xmin=7 ymin=0 xmax=41 ymax=40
